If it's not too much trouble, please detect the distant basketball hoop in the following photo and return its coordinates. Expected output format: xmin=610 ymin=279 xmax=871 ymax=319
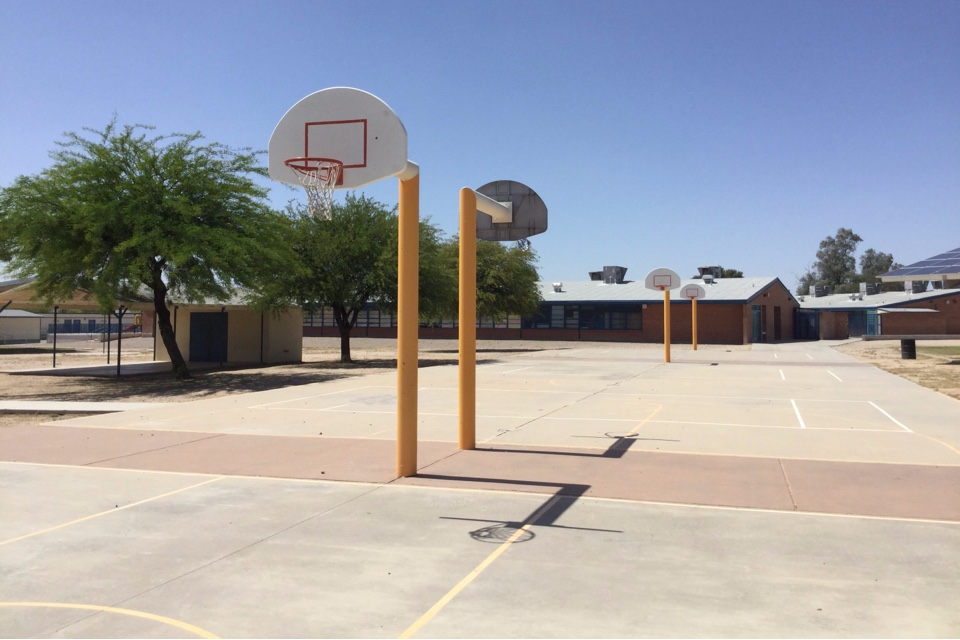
xmin=284 ymin=157 xmax=343 ymax=219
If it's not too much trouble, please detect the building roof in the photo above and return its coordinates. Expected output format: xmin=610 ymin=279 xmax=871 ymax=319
xmin=0 ymin=309 xmax=41 ymax=318
xmin=797 ymin=285 xmax=960 ymax=311
xmin=538 ymin=276 xmax=791 ymax=304
xmin=0 ymin=278 xmax=152 ymax=312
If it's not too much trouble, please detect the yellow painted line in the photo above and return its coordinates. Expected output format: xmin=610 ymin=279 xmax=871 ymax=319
xmin=0 ymin=602 xmax=219 ymax=638
xmin=0 ymin=477 xmax=225 ymax=547
xmin=625 ymin=404 xmax=663 ymax=436
xmin=398 ymin=495 xmax=563 ymax=639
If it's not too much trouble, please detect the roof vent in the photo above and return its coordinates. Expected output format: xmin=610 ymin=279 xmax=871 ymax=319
xmin=602 ymin=266 xmax=627 ymax=284
xmin=552 ymin=282 xmax=563 ymax=293
xmin=810 ymin=285 xmax=832 ymax=297
xmin=698 ymin=266 xmax=722 ymax=279
xmin=702 ymin=274 xmax=715 ymax=284
xmin=588 ymin=271 xmax=602 ymax=281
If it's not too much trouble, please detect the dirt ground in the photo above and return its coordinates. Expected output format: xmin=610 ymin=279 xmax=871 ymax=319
xmin=1 ymin=336 xmax=957 ymax=429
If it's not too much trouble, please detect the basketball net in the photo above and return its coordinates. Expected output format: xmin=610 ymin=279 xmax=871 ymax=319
xmin=285 ymin=158 xmax=342 ymax=220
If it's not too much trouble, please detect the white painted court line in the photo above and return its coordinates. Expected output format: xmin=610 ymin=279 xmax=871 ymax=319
xmin=827 ymin=370 xmax=843 ymax=382
xmin=499 ymin=366 xmax=535 ymax=374
xmin=869 ymin=401 xmax=912 ymax=433
xmin=790 ymin=399 xmax=806 ymax=429
xmin=779 ymin=370 xmax=785 ymax=381
xmin=248 ymin=385 xmax=389 ymax=409
xmin=806 ymin=354 xmax=814 ymax=360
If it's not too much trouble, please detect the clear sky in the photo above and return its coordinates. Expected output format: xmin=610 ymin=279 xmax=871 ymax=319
xmin=2 ymin=0 xmax=958 ymax=289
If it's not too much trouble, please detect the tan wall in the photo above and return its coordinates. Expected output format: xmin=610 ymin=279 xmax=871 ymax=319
xmin=0 ymin=316 xmax=42 ymax=342
xmin=160 ymin=305 xmax=302 ymax=365
xmin=265 ymin=307 xmax=303 ymax=362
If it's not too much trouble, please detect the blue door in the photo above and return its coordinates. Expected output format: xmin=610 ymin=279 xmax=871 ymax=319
xmin=189 ymin=312 xmax=228 ymax=362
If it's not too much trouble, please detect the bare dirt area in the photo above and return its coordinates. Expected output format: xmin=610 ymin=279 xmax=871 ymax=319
xmin=3 ymin=336 xmax=957 ymax=429
xmin=834 ymin=338 xmax=960 ymax=402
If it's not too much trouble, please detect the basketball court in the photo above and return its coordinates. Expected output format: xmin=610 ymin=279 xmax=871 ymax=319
xmin=2 ymin=340 xmax=959 ymax=637
xmin=2 ymin=86 xmax=957 ymax=636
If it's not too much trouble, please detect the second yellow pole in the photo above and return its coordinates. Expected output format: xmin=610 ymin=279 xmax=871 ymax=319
xmin=396 ymin=172 xmax=419 ymax=477
xmin=663 ymin=289 xmax=671 ymax=363
xmin=691 ymin=297 xmax=698 ymax=351
xmin=458 ymin=188 xmax=477 ymax=450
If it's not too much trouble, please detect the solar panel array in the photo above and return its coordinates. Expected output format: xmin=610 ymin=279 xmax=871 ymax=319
xmin=882 ymin=247 xmax=960 ymax=279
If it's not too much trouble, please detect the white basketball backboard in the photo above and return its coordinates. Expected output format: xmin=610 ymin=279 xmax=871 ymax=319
xmin=644 ymin=268 xmax=681 ymax=291
xmin=268 ymin=87 xmax=408 ymax=190
xmin=681 ymin=283 xmax=706 ymax=300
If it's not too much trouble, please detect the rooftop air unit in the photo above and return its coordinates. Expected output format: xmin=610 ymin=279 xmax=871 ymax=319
xmin=698 ymin=266 xmax=722 ymax=279
xmin=702 ymin=274 xmax=715 ymax=284
xmin=588 ymin=271 xmax=602 ymax=281
xmin=602 ymin=266 xmax=627 ymax=284
xmin=552 ymin=282 xmax=563 ymax=293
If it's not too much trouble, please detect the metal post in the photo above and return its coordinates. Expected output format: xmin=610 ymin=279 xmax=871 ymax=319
xmin=52 ymin=306 xmax=59 ymax=368
xmin=114 ymin=305 xmax=127 ymax=377
xmin=692 ymin=298 xmax=698 ymax=351
xmin=106 ymin=313 xmax=111 ymax=365
xmin=459 ymin=188 xmax=477 ymax=450
xmin=396 ymin=168 xmax=420 ymax=477
xmin=663 ymin=290 xmax=671 ymax=363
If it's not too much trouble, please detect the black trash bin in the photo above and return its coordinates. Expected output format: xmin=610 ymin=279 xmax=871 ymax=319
xmin=900 ymin=339 xmax=916 ymax=359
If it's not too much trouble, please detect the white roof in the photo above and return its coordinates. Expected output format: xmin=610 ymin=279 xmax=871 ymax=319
xmin=539 ymin=277 xmax=787 ymax=304
xmin=797 ymin=286 xmax=960 ymax=310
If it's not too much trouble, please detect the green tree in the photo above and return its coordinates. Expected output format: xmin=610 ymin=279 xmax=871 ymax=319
xmin=796 ymin=228 xmax=903 ymax=295
xmin=0 ymin=121 xmax=292 ymax=379
xmin=797 ymin=227 xmax=863 ymax=294
xmin=859 ymin=249 xmax=903 ymax=291
xmin=441 ymin=238 xmax=542 ymax=321
xmin=283 ymin=194 xmax=456 ymax=363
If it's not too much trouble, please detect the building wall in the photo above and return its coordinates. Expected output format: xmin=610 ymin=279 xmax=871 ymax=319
xmin=300 ymin=280 xmax=802 ymax=345
xmin=160 ymin=306 xmax=302 ymax=364
xmin=0 ymin=316 xmax=42 ymax=342
xmin=813 ymin=291 xmax=960 ymax=338
xmin=881 ymin=312 xmax=944 ymax=335
xmin=818 ymin=311 xmax=849 ymax=340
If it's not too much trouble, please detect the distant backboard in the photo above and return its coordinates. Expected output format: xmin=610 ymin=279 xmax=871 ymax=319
xmin=644 ymin=268 xmax=681 ymax=291
xmin=268 ymin=87 xmax=408 ymax=190
xmin=680 ymin=283 xmax=706 ymax=300
xmin=474 ymin=180 xmax=548 ymax=241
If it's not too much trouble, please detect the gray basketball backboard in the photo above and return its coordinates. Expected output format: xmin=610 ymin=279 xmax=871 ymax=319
xmin=268 ymin=87 xmax=408 ymax=190
xmin=474 ymin=180 xmax=547 ymax=242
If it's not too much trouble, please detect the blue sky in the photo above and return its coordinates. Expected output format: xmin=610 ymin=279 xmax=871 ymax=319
xmin=2 ymin=0 xmax=958 ymax=290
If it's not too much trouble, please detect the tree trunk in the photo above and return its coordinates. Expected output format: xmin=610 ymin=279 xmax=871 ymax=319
xmin=149 ymin=270 xmax=191 ymax=379
xmin=333 ymin=304 xmax=360 ymax=363
xmin=333 ymin=305 xmax=351 ymax=363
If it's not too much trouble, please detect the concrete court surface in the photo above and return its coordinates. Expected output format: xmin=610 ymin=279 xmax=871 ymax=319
xmin=1 ymin=340 xmax=959 ymax=638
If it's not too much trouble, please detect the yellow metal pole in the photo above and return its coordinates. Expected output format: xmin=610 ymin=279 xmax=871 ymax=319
xmin=396 ymin=172 xmax=420 ymax=477
xmin=692 ymin=297 xmax=698 ymax=351
xmin=458 ymin=189 xmax=477 ymax=450
xmin=663 ymin=289 xmax=671 ymax=363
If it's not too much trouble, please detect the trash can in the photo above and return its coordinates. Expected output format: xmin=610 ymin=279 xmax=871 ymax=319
xmin=900 ymin=339 xmax=916 ymax=360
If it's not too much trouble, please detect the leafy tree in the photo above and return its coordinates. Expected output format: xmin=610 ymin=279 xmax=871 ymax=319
xmin=441 ymin=238 xmax=542 ymax=321
xmin=0 ymin=120 xmax=292 ymax=378
xmin=859 ymin=249 xmax=903 ymax=291
xmin=283 ymin=194 xmax=456 ymax=363
xmin=797 ymin=227 xmax=863 ymax=294
xmin=721 ymin=268 xmax=744 ymax=278
xmin=796 ymin=228 xmax=902 ymax=295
